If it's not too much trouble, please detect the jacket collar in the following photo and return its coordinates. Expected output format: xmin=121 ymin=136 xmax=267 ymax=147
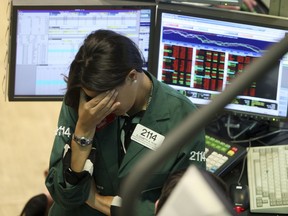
xmin=119 ymin=71 xmax=171 ymax=172
xmin=141 ymin=71 xmax=170 ymax=123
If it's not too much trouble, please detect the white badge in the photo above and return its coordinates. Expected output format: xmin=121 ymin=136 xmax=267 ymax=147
xmin=131 ymin=124 xmax=165 ymax=151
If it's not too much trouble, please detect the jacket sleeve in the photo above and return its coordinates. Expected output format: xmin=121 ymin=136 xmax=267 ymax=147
xmin=174 ymin=129 xmax=206 ymax=171
xmin=45 ymin=102 xmax=92 ymax=209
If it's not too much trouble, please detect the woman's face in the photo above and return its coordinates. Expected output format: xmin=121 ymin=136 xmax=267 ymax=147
xmin=83 ymin=77 xmax=137 ymax=116
xmin=112 ymin=79 xmax=137 ymax=115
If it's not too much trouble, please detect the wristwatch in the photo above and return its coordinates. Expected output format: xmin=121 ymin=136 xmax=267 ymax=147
xmin=72 ymin=134 xmax=93 ymax=147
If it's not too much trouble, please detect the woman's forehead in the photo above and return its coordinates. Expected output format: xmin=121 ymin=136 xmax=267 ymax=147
xmin=82 ymin=82 xmax=126 ymax=97
xmin=82 ymin=88 xmax=102 ymax=98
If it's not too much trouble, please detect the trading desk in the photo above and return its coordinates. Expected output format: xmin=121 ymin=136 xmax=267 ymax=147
xmin=217 ymin=126 xmax=288 ymax=216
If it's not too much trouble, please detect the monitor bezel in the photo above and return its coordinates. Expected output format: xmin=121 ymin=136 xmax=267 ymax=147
xmin=153 ymin=2 xmax=288 ymax=121
xmin=8 ymin=3 xmax=156 ymax=101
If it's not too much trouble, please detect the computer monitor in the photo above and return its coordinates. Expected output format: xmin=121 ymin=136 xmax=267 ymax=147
xmin=8 ymin=0 xmax=156 ymax=101
xmin=154 ymin=2 xmax=288 ymax=121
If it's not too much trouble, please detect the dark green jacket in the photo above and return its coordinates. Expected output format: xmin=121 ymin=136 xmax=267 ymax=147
xmin=45 ymin=72 xmax=206 ymax=216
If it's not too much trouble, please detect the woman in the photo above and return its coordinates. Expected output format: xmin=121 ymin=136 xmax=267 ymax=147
xmin=45 ymin=29 xmax=206 ymax=216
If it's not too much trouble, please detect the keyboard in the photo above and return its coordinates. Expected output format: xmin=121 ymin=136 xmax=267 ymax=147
xmin=205 ymin=134 xmax=246 ymax=176
xmin=247 ymin=144 xmax=288 ymax=214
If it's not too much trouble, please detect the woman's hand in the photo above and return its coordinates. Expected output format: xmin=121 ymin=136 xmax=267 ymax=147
xmin=76 ymin=89 xmax=120 ymax=138
xmin=70 ymin=89 xmax=119 ymax=172
xmin=214 ymin=0 xmax=257 ymax=11
xmin=86 ymin=180 xmax=113 ymax=215
xmin=243 ymin=0 xmax=257 ymax=12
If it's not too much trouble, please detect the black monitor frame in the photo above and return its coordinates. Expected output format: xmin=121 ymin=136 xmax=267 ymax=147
xmin=8 ymin=1 xmax=156 ymax=101
xmin=153 ymin=2 xmax=288 ymax=121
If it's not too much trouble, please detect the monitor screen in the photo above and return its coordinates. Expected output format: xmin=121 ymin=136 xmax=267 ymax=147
xmin=154 ymin=2 xmax=288 ymax=121
xmin=8 ymin=3 xmax=156 ymax=101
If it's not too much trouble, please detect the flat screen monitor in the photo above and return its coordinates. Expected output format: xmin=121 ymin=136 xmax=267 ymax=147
xmin=8 ymin=1 xmax=156 ymax=101
xmin=154 ymin=2 xmax=288 ymax=121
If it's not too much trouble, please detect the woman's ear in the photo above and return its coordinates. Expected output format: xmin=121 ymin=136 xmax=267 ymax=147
xmin=127 ymin=69 xmax=137 ymax=84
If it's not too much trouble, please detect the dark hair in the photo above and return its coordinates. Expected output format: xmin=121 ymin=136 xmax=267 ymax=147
xmin=64 ymin=29 xmax=145 ymax=109
xmin=155 ymin=168 xmax=229 ymax=214
xmin=20 ymin=193 xmax=48 ymax=216
xmin=156 ymin=169 xmax=186 ymax=214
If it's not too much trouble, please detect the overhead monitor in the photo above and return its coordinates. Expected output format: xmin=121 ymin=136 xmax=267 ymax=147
xmin=154 ymin=2 xmax=288 ymax=121
xmin=8 ymin=1 xmax=156 ymax=101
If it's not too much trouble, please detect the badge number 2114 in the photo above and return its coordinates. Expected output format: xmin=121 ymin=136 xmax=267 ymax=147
xmin=131 ymin=124 xmax=165 ymax=151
